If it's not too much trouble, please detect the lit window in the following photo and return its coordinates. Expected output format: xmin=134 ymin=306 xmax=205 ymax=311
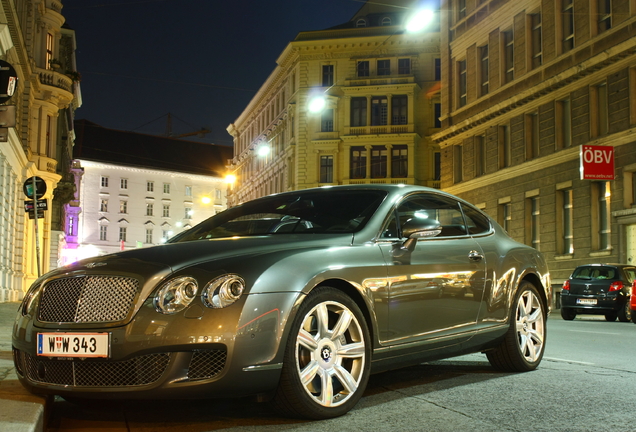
xmin=100 ymin=199 xmax=108 ymax=212
xmin=320 ymin=155 xmax=333 ymax=183
xmin=119 ymin=200 xmax=127 ymax=214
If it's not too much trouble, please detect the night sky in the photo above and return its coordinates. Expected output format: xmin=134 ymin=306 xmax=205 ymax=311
xmin=62 ymin=0 xmax=365 ymax=147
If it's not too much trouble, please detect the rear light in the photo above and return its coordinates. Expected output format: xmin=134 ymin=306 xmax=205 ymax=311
xmin=609 ymin=281 xmax=624 ymax=292
xmin=562 ymin=280 xmax=570 ymax=291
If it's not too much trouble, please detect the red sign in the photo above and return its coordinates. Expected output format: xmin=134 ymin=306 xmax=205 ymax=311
xmin=580 ymin=145 xmax=615 ymax=180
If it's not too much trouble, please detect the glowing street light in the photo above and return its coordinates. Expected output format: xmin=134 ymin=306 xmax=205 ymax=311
xmin=308 ymin=96 xmax=326 ymax=113
xmin=257 ymin=145 xmax=271 ymax=157
xmin=405 ymin=8 xmax=435 ymax=33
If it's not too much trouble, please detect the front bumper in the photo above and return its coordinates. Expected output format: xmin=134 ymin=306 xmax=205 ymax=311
xmin=12 ymin=291 xmax=299 ymax=400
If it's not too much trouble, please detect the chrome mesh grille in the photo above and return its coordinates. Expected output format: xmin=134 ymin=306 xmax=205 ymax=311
xmin=187 ymin=350 xmax=227 ymax=381
xmin=38 ymin=276 xmax=139 ymax=323
xmin=23 ymin=352 xmax=170 ymax=387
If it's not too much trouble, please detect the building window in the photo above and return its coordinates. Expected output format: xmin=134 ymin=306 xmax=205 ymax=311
xmin=503 ymin=30 xmax=514 ymax=83
xmin=162 ymin=230 xmax=171 ymax=241
xmin=320 ymin=155 xmax=334 ymax=183
xmin=562 ymin=0 xmax=575 ymax=53
xmin=119 ymin=227 xmax=127 ymax=242
xmin=100 ymin=199 xmax=108 ymax=212
xmin=145 ymin=229 xmax=153 ymax=244
xmin=163 ymin=183 xmax=170 ymax=194
xmin=479 ymin=45 xmax=489 ymax=96
xmin=526 ymin=197 xmax=540 ymax=250
xmin=377 ymin=59 xmax=390 ymax=76
xmin=499 ymin=202 xmax=512 ymax=233
xmin=356 ymin=18 xmax=367 ymax=27
xmin=321 ymin=109 xmax=334 ymax=132
xmin=351 ymin=97 xmax=367 ymax=127
xmin=381 ymin=16 xmax=392 ymax=26
xmin=101 ymin=176 xmax=109 ymax=188
xmin=591 ymin=82 xmax=609 ymax=137
xmin=371 ymin=146 xmax=387 ymax=178
xmin=162 ymin=204 xmax=170 ymax=218
xmin=458 ymin=0 xmax=466 ymax=19
xmin=392 ymin=145 xmax=408 ymax=178
xmin=391 ymin=95 xmax=408 ymax=125
xmin=435 ymin=58 xmax=441 ymax=81
xmin=498 ymin=125 xmax=511 ymax=169
xmin=147 ymin=181 xmax=154 ymax=192
xmin=434 ymin=103 xmax=441 ymax=128
xmin=146 ymin=203 xmax=154 ymax=216
xmin=371 ymin=96 xmax=388 ymax=126
xmin=120 ymin=178 xmax=128 ymax=189
xmin=594 ymin=182 xmax=611 ymax=250
xmin=458 ymin=59 xmax=467 ymax=107
xmin=350 ymin=146 xmax=367 ymax=179
xmin=322 ymin=65 xmax=334 ymax=87
xmin=185 ymin=185 xmax=192 ymax=196
xmin=556 ymin=99 xmax=572 ymax=149
xmin=531 ymin=14 xmax=542 ymax=69
xmin=526 ymin=112 xmax=539 ymax=160
xmin=557 ymin=188 xmax=574 ymax=254
xmin=453 ymin=145 xmax=463 ymax=183
xmin=99 ymin=225 xmax=107 ymax=241
xmin=398 ymin=58 xmax=411 ymax=75
xmin=357 ymin=61 xmax=370 ymax=77
xmin=475 ymin=135 xmax=486 ymax=177
xmin=597 ymin=0 xmax=611 ymax=34
xmin=185 ymin=208 xmax=193 ymax=219
xmin=434 ymin=151 xmax=441 ymax=180
xmin=46 ymin=33 xmax=54 ymax=69
xmin=119 ymin=200 xmax=127 ymax=214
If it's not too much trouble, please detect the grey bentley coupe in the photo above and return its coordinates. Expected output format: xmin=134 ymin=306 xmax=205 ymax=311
xmin=13 ymin=185 xmax=551 ymax=419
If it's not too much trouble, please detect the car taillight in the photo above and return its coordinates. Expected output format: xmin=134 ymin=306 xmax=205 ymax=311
xmin=609 ymin=281 xmax=624 ymax=292
xmin=562 ymin=280 xmax=570 ymax=291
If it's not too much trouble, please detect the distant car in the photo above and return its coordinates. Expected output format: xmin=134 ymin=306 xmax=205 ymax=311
xmin=560 ymin=264 xmax=635 ymax=322
xmin=12 ymin=185 xmax=551 ymax=419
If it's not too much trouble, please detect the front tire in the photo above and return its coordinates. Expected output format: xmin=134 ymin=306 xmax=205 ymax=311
xmin=273 ymin=287 xmax=371 ymax=419
xmin=487 ymin=281 xmax=546 ymax=372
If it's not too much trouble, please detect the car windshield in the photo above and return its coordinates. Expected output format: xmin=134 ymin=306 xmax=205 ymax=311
xmin=572 ymin=266 xmax=617 ymax=280
xmin=169 ymin=189 xmax=388 ymax=242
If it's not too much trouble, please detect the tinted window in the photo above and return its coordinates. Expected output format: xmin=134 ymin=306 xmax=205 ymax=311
xmin=461 ymin=204 xmax=491 ymax=235
xmin=394 ymin=193 xmax=467 ymax=238
xmin=170 ymin=190 xmax=387 ymax=242
xmin=623 ymin=267 xmax=636 ymax=283
xmin=572 ymin=266 xmax=617 ymax=280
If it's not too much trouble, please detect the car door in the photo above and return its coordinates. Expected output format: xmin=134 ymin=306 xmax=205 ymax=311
xmin=378 ymin=192 xmax=486 ymax=345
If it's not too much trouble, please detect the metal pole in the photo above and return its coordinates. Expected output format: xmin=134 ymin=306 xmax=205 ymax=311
xmin=32 ymin=177 xmax=41 ymax=277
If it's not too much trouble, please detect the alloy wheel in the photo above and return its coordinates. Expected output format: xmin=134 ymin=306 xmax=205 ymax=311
xmin=515 ymin=289 xmax=545 ymax=363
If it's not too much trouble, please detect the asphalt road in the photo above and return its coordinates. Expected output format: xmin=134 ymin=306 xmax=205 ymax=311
xmin=46 ymin=314 xmax=636 ymax=432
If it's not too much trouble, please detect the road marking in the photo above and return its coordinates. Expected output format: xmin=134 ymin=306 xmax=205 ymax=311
xmin=544 ymin=357 xmax=594 ymax=365
xmin=566 ymin=330 xmax=620 ymax=335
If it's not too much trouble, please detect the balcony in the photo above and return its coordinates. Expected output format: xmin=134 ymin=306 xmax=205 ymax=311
xmin=345 ymin=76 xmax=415 ymax=87
xmin=36 ymin=67 xmax=74 ymax=107
xmin=347 ymin=124 xmax=413 ymax=135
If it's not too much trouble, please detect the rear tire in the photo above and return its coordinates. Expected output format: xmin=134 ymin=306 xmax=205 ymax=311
xmin=605 ymin=313 xmax=618 ymax=322
xmin=273 ymin=287 xmax=371 ymax=419
xmin=560 ymin=307 xmax=576 ymax=321
xmin=487 ymin=281 xmax=546 ymax=372
xmin=617 ymin=302 xmax=631 ymax=322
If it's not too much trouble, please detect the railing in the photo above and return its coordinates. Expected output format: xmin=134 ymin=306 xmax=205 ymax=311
xmin=348 ymin=124 xmax=413 ymax=135
xmin=38 ymin=68 xmax=73 ymax=93
xmin=346 ymin=76 xmax=414 ymax=87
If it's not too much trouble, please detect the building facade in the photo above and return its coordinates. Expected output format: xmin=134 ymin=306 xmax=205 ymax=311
xmin=0 ymin=0 xmax=81 ymax=302
xmin=70 ymin=121 xmax=231 ymax=261
xmin=434 ymin=0 xmax=636 ymax=289
xmin=226 ymin=0 xmax=442 ymax=205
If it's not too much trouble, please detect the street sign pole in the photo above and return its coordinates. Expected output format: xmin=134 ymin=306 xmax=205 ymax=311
xmin=32 ymin=176 xmax=41 ymax=277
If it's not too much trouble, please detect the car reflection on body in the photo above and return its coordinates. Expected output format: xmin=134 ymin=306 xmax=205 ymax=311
xmin=12 ymin=185 xmax=551 ymax=419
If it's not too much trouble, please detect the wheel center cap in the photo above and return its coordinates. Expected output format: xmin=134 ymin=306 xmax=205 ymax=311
xmin=321 ymin=345 xmax=333 ymax=362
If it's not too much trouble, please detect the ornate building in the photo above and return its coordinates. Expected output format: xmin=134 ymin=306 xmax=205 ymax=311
xmin=0 ymin=0 xmax=81 ymax=301
xmin=434 ymin=0 xmax=636 ymax=290
xmin=226 ymin=0 xmax=442 ymax=206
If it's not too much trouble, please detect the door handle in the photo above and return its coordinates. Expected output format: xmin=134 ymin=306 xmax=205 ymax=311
xmin=468 ymin=250 xmax=483 ymax=261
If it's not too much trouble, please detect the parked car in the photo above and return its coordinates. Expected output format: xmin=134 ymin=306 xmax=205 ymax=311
xmin=560 ymin=264 xmax=635 ymax=322
xmin=631 ymin=282 xmax=636 ymax=324
xmin=12 ymin=185 xmax=551 ymax=419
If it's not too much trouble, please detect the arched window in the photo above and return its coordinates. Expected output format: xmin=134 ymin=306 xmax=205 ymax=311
xmin=381 ymin=17 xmax=392 ymax=26
xmin=356 ymin=18 xmax=367 ymax=27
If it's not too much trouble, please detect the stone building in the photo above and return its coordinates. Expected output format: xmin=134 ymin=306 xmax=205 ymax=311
xmin=226 ymin=0 xmax=442 ymax=206
xmin=0 ymin=0 xmax=81 ymax=301
xmin=434 ymin=0 xmax=636 ymax=289
xmin=70 ymin=120 xmax=232 ymax=260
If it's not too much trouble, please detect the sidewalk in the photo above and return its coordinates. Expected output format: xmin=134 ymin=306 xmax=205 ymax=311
xmin=0 ymin=301 xmax=47 ymax=432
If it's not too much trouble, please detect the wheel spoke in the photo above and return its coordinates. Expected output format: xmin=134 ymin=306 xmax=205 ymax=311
xmin=319 ymin=369 xmax=334 ymax=406
xmin=297 ymin=328 xmax=318 ymax=351
xmin=336 ymin=341 xmax=365 ymax=359
xmin=333 ymin=363 xmax=358 ymax=394
xmin=300 ymin=360 xmax=321 ymax=387
xmin=331 ymin=309 xmax=353 ymax=340
xmin=315 ymin=303 xmax=330 ymax=338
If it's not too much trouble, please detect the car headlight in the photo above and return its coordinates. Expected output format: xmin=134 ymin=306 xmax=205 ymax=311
xmin=154 ymin=276 xmax=198 ymax=314
xmin=203 ymin=274 xmax=245 ymax=309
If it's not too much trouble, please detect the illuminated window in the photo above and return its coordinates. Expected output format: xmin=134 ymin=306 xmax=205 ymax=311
xmin=46 ymin=33 xmax=53 ymax=69
xmin=320 ymin=155 xmax=333 ymax=183
xmin=119 ymin=200 xmax=127 ymax=214
xmin=100 ymin=199 xmax=108 ymax=212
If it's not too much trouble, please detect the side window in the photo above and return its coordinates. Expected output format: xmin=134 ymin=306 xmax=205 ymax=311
xmin=624 ymin=268 xmax=636 ymax=283
xmin=395 ymin=193 xmax=468 ymax=238
xmin=461 ymin=204 xmax=491 ymax=235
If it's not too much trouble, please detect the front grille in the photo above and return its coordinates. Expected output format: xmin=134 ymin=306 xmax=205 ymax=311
xmin=38 ymin=276 xmax=139 ymax=323
xmin=187 ymin=350 xmax=227 ymax=381
xmin=23 ymin=352 xmax=170 ymax=387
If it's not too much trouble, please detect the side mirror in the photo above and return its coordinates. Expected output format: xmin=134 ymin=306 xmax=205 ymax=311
xmin=402 ymin=218 xmax=442 ymax=239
